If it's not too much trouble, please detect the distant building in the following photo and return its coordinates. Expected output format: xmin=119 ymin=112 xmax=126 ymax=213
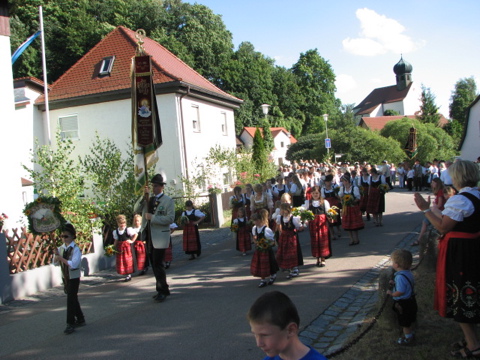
xmin=353 ymin=57 xmax=422 ymax=123
xmin=238 ymin=127 xmax=297 ymax=166
xmin=359 ymin=114 xmax=449 ymax=131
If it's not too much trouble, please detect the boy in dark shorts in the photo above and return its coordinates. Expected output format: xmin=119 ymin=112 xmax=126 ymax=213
xmin=387 ymin=249 xmax=417 ymax=345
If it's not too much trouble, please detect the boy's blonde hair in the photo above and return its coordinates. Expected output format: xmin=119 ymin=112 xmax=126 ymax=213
xmin=391 ymin=249 xmax=413 ymax=270
xmin=116 ymin=214 xmax=127 ymax=224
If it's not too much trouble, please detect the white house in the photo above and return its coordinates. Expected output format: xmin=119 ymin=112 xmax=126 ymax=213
xmin=459 ymin=95 xmax=480 ymax=161
xmin=238 ymin=127 xmax=297 ymax=166
xmin=32 ymin=26 xmax=242 ymax=194
xmin=353 ymin=57 xmax=422 ymax=124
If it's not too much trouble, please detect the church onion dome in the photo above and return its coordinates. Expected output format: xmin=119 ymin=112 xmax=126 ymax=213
xmin=393 ymin=56 xmax=413 ymax=75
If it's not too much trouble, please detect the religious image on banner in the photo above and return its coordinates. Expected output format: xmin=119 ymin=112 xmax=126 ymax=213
xmin=131 ymin=32 xmax=163 ymax=195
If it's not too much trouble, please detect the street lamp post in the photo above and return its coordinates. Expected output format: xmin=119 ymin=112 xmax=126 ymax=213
xmin=261 ymin=103 xmax=270 ymax=118
xmin=323 ymin=113 xmax=330 ymax=154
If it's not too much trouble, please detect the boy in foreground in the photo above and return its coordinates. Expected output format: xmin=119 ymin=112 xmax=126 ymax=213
xmin=386 ymin=249 xmax=417 ymax=345
xmin=248 ymin=291 xmax=327 ymax=360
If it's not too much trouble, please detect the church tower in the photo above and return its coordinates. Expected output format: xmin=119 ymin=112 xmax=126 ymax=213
xmin=393 ymin=56 xmax=413 ymax=91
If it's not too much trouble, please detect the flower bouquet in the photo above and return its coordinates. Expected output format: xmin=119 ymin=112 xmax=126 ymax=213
xmin=104 ymin=244 xmax=119 ymax=257
xmin=178 ymin=215 xmax=190 ymax=225
xmin=379 ymin=184 xmax=389 ymax=194
xmin=230 ymin=197 xmax=242 ymax=207
xmin=0 ymin=212 xmax=8 ymax=230
xmin=326 ymin=207 xmax=339 ymax=222
xmin=256 ymin=236 xmax=275 ymax=252
xmin=359 ymin=186 xmax=365 ymax=197
xmin=230 ymin=223 xmax=239 ymax=233
xmin=342 ymin=194 xmax=355 ymax=216
xmin=299 ymin=210 xmax=315 ymax=222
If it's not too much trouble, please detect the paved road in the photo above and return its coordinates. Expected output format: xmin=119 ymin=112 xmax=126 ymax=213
xmin=0 ymin=189 xmax=423 ymax=359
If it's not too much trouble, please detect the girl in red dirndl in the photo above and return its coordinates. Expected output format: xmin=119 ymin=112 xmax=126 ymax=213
xmin=250 ymin=209 xmax=278 ymax=288
xmin=307 ymin=186 xmax=332 ymax=267
xmin=232 ymin=206 xmax=252 ymax=255
xmin=275 ymin=203 xmax=304 ymax=279
xmin=182 ymin=200 xmax=205 ymax=260
xmin=339 ymin=174 xmax=364 ymax=246
xmin=130 ymin=214 xmax=147 ymax=274
xmin=113 ymin=214 xmax=135 ymax=281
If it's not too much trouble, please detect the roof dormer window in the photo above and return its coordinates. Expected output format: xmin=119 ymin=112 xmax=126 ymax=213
xmin=99 ymin=56 xmax=115 ymax=76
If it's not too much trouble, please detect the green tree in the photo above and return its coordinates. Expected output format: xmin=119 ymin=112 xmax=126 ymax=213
xmin=381 ymin=118 xmax=457 ymax=163
xmin=383 ymin=109 xmax=400 ymax=116
xmin=291 ymin=49 xmax=340 ymax=134
xmin=417 ymin=85 xmax=441 ymax=125
xmin=252 ymin=127 xmax=267 ymax=175
xmin=80 ymin=133 xmax=136 ymax=231
xmin=447 ymin=77 xmax=478 ymax=147
xmin=23 ymin=132 xmax=100 ymax=242
xmin=261 ymin=118 xmax=274 ymax=153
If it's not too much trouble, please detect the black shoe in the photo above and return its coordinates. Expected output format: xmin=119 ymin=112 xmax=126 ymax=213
xmin=64 ymin=325 xmax=75 ymax=334
xmin=188 ymin=255 xmax=195 ymax=260
xmin=165 ymin=262 xmax=170 ymax=269
xmin=73 ymin=319 xmax=86 ymax=328
xmin=258 ymin=281 xmax=267 ymax=288
xmin=154 ymin=293 xmax=167 ymax=302
xmin=267 ymin=276 xmax=276 ymax=285
xmin=139 ymin=270 xmax=146 ymax=276
xmin=124 ymin=275 xmax=132 ymax=282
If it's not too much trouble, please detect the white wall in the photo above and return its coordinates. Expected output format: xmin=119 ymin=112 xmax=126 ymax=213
xmin=45 ymin=93 xmax=237 ymax=194
xmin=460 ymin=101 xmax=480 ymax=161
xmin=0 ymin=35 xmax=24 ymax=230
xmin=403 ymin=83 xmax=422 ymax=115
xmin=272 ymin=131 xmax=292 ymax=166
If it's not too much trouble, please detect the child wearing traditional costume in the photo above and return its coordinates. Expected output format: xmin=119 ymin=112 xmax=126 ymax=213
xmin=232 ymin=206 xmax=252 ymax=256
xmin=366 ymin=167 xmax=387 ymax=226
xmin=129 ymin=214 xmax=147 ymax=275
xmin=251 ymin=209 xmax=278 ymax=288
xmin=359 ymin=168 xmax=371 ymax=221
xmin=182 ymin=200 xmax=205 ymax=260
xmin=165 ymin=223 xmax=177 ymax=268
xmin=322 ymin=174 xmax=342 ymax=239
xmin=229 ymin=186 xmax=245 ymax=223
xmin=306 ymin=186 xmax=332 ymax=267
xmin=338 ymin=173 xmax=364 ymax=246
xmin=276 ymin=203 xmax=304 ymax=279
xmin=113 ymin=214 xmax=135 ymax=281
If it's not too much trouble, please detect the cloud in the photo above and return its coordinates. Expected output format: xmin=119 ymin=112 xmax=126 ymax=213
xmin=343 ymin=8 xmax=425 ymax=56
xmin=335 ymin=74 xmax=357 ymax=94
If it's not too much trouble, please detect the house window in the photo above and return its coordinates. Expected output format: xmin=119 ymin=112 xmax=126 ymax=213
xmin=192 ymin=105 xmax=201 ymax=132
xmin=221 ymin=112 xmax=227 ymax=135
xmin=59 ymin=115 xmax=79 ymax=140
xmin=280 ymin=141 xmax=284 ymax=148
xmin=99 ymin=56 xmax=115 ymax=76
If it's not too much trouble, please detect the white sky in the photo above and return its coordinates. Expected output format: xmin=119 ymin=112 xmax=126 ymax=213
xmin=187 ymin=0 xmax=480 ymax=117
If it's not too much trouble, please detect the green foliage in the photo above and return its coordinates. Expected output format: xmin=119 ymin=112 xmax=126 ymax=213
xmin=383 ymin=109 xmax=400 ymax=116
xmin=417 ymin=85 xmax=441 ymax=125
xmin=381 ymin=118 xmax=458 ymax=163
xmin=23 ymin=132 xmax=100 ymax=243
xmin=449 ymin=77 xmax=478 ymax=125
xmin=80 ymin=132 xmax=137 ymax=230
xmin=261 ymin=119 xmax=274 ymax=153
xmin=252 ymin=127 xmax=267 ymax=173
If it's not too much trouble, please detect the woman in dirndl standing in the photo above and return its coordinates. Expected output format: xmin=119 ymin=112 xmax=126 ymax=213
xmin=230 ymin=186 xmax=245 ymax=222
xmin=359 ymin=167 xmax=371 ymax=221
xmin=338 ymin=173 xmax=364 ymax=246
xmin=113 ymin=214 xmax=135 ymax=281
xmin=306 ymin=186 xmax=332 ymax=267
xmin=414 ymin=160 xmax=480 ymax=358
xmin=366 ymin=167 xmax=387 ymax=226
xmin=182 ymin=200 xmax=205 ymax=260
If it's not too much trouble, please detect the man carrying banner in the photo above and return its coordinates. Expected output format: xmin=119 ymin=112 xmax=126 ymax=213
xmin=135 ymin=174 xmax=174 ymax=302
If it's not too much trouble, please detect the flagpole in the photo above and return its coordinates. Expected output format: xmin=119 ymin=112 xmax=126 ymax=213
xmin=39 ymin=5 xmax=51 ymax=145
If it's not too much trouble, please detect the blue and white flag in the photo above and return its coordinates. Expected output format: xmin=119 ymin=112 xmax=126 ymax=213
xmin=11 ymin=31 xmax=41 ymax=64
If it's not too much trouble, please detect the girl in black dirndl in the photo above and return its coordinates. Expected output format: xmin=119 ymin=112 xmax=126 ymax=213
xmin=244 ymin=184 xmax=254 ymax=219
xmin=275 ymin=203 xmax=304 ymax=279
xmin=307 ymin=186 xmax=332 ymax=267
xmin=130 ymin=214 xmax=147 ymax=274
xmin=230 ymin=186 xmax=245 ymax=223
xmin=182 ymin=200 xmax=205 ymax=260
xmin=366 ymin=167 xmax=386 ymax=226
xmin=250 ymin=209 xmax=278 ymax=288
xmin=359 ymin=168 xmax=371 ymax=221
xmin=113 ymin=214 xmax=135 ymax=281
xmin=338 ymin=174 xmax=364 ymax=246
xmin=232 ymin=206 xmax=252 ymax=255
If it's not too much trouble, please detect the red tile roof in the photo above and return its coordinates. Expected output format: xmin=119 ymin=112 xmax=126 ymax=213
xmin=241 ymin=127 xmax=297 ymax=143
xmin=37 ymin=26 xmax=241 ymax=104
xmin=360 ymin=114 xmax=448 ymax=131
xmin=354 ymin=83 xmax=412 ymax=115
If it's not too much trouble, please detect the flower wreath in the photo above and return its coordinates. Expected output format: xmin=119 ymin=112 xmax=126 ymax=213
xmin=23 ymin=196 xmax=67 ymax=236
